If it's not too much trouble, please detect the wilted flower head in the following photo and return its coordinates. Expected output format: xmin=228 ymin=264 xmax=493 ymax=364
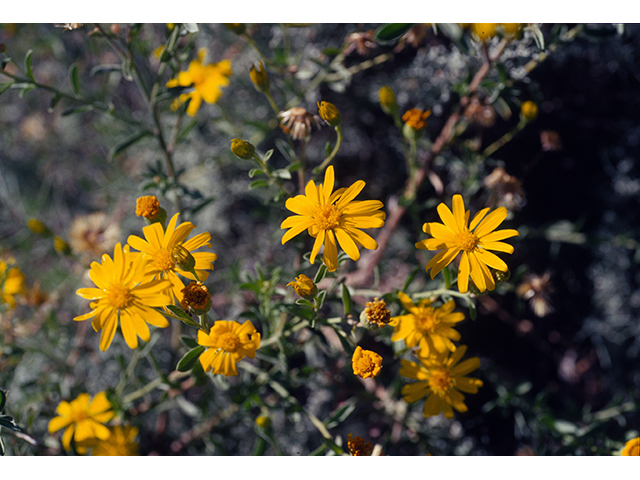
xmin=360 ymin=297 xmax=391 ymax=328
xmin=483 ymin=167 xmax=526 ymax=210
xmin=286 ymin=274 xmax=317 ymax=299
xmin=347 ymin=433 xmax=373 ymax=456
xmin=540 ymin=130 xmax=562 ymax=151
xmin=278 ymin=107 xmax=321 ymax=141
xmin=180 ymin=281 xmax=212 ymax=315
xmin=344 ymin=30 xmax=377 ymax=56
xmin=68 ymin=212 xmax=121 ymax=258
xmin=464 ymin=97 xmax=496 ymax=128
xmin=516 ymin=272 xmax=554 ymax=317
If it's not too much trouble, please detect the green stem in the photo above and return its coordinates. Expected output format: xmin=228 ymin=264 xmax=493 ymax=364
xmin=483 ymin=118 xmax=527 ymax=158
xmin=313 ymin=125 xmax=343 ymax=174
xmin=251 ymin=153 xmax=288 ymax=197
xmin=412 ymin=288 xmax=472 ymax=301
xmin=263 ymin=90 xmax=280 ymax=116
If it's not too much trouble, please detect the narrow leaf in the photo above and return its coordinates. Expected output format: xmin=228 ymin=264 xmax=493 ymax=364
xmin=48 ymin=93 xmax=62 ymax=112
xmin=374 ymin=24 xmax=414 ymax=44
xmin=249 ymin=179 xmax=270 ymax=190
xmin=341 ymin=283 xmax=352 ymax=317
xmin=69 ymin=63 xmax=80 ymax=95
xmin=166 ymin=304 xmax=201 ymax=328
xmin=24 ymin=49 xmax=34 ymax=81
xmin=0 ymin=83 xmax=12 ymax=95
xmin=314 ymin=264 xmax=328 ymax=284
xmin=176 ymin=346 xmax=205 ymax=372
xmin=0 ymin=390 xmax=6 ymax=412
xmin=108 ymin=130 xmax=152 ymax=160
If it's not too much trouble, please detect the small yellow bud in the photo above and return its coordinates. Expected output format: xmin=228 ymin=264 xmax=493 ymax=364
xmin=521 ymin=101 xmax=538 ymax=121
xmin=286 ymin=274 xmax=318 ymax=299
xmin=180 ymin=281 xmax=212 ymax=315
xmin=249 ymin=61 xmax=270 ymax=93
xmin=317 ymin=101 xmax=342 ymax=127
xmin=53 ymin=236 xmax=71 ymax=255
xmin=255 ymin=415 xmax=271 ymax=429
xmin=28 ymin=218 xmax=51 ymax=236
xmin=225 ymin=23 xmax=246 ymax=35
xmin=379 ymin=85 xmax=397 ymax=115
xmin=471 ymin=23 xmax=498 ymax=42
xmin=172 ymin=244 xmax=196 ymax=273
xmin=231 ymin=138 xmax=256 ymax=160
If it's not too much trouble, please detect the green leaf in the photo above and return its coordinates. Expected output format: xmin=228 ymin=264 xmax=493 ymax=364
xmin=0 ymin=390 xmax=5 ymax=412
xmin=176 ymin=345 xmax=205 ymax=372
xmin=0 ymin=82 xmax=12 ymax=95
xmin=374 ymin=24 xmax=414 ymax=44
xmin=180 ymin=335 xmax=199 ymax=349
xmin=275 ymin=139 xmax=296 ymax=164
xmin=467 ymin=298 xmax=477 ymax=321
xmin=295 ymin=298 xmax=315 ymax=308
xmin=401 ymin=266 xmax=420 ymax=292
xmin=316 ymin=290 xmax=326 ymax=310
xmin=48 ymin=93 xmax=62 ymax=112
xmin=18 ymin=84 xmax=36 ymax=98
xmin=272 ymin=168 xmax=292 ymax=180
xmin=262 ymin=149 xmax=274 ymax=163
xmin=166 ymin=304 xmax=201 ymax=328
xmin=69 ymin=63 xmax=80 ymax=95
xmin=248 ymin=168 xmax=262 ymax=178
xmin=90 ymin=64 xmax=122 ymax=76
xmin=0 ymin=415 xmax=23 ymax=433
xmin=108 ymin=130 xmax=152 ymax=160
xmin=24 ymin=49 xmax=34 ymax=81
xmin=0 ymin=434 xmax=4 ymax=456
xmin=61 ymin=105 xmax=94 ymax=116
xmin=249 ymin=179 xmax=270 ymax=190
xmin=341 ymin=283 xmax=352 ymax=317
xmin=530 ymin=24 xmax=545 ymax=50
xmin=314 ymin=264 xmax=328 ymax=284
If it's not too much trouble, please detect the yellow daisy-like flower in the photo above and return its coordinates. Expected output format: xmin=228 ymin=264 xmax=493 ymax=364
xmin=347 ymin=433 xmax=373 ymax=456
xmin=197 ymin=320 xmax=261 ymax=376
xmin=166 ymin=48 xmax=232 ymax=116
xmin=281 ymin=165 xmax=385 ymax=272
xmin=48 ymin=392 xmax=115 ymax=452
xmin=416 ymin=194 xmax=519 ymax=293
xmin=127 ymin=213 xmax=218 ymax=303
xmin=391 ymin=292 xmax=464 ymax=357
xmin=0 ymin=259 xmax=25 ymax=309
xmin=74 ymin=243 xmax=173 ymax=351
xmin=89 ymin=425 xmax=139 ymax=456
xmin=622 ymin=436 xmax=640 ymax=456
xmin=399 ymin=345 xmax=483 ymax=419
xmin=352 ymin=346 xmax=383 ymax=379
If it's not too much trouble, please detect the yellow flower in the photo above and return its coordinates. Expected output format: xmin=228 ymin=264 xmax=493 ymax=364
xmin=74 ymin=243 xmax=173 ymax=351
xmin=399 ymin=345 xmax=483 ymax=419
xmin=197 ymin=320 xmax=261 ymax=376
xmin=402 ymin=108 xmax=431 ymax=130
xmin=622 ymin=436 xmax=640 ymax=456
xmin=347 ymin=433 xmax=373 ymax=456
xmin=48 ymin=392 xmax=115 ymax=452
xmin=89 ymin=425 xmax=139 ymax=456
xmin=166 ymin=49 xmax=232 ymax=116
xmin=135 ymin=195 xmax=160 ymax=218
xmin=0 ymin=260 xmax=25 ymax=309
xmin=127 ymin=213 xmax=218 ymax=303
xmin=352 ymin=346 xmax=383 ymax=379
xmin=286 ymin=274 xmax=317 ymax=299
xmin=281 ymin=165 xmax=385 ymax=272
xmin=521 ymin=100 xmax=538 ymax=121
xmin=416 ymin=194 xmax=519 ymax=293
xmin=379 ymin=85 xmax=397 ymax=115
xmin=391 ymin=292 xmax=464 ymax=357
xmin=471 ymin=23 xmax=498 ymax=42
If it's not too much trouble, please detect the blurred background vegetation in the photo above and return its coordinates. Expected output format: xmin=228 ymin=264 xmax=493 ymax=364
xmin=0 ymin=23 xmax=639 ymax=455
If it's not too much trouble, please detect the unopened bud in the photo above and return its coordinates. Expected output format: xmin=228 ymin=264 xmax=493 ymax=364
xmin=379 ymin=85 xmax=397 ymax=116
xmin=231 ymin=138 xmax=256 ymax=160
xmin=28 ymin=218 xmax=51 ymax=237
xmin=172 ymin=244 xmax=196 ymax=273
xmin=317 ymin=101 xmax=342 ymax=127
xmin=286 ymin=274 xmax=318 ymax=299
xmin=520 ymin=101 xmax=538 ymax=121
xmin=54 ymin=236 xmax=71 ymax=255
xmin=249 ymin=61 xmax=270 ymax=93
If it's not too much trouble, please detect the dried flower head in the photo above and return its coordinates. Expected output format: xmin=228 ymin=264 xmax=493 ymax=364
xmin=68 ymin=212 xmax=121 ymax=258
xmin=278 ymin=107 xmax=321 ymax=141
xmin=344 ymin=30 xmax=377 ymax=56
xmin=352 ymin=346 xmax=383 ymax=379
xmin=347 ymin=433 xmax=373 ymax=456
xmin=180 ymin=281 xmax=211 ymax=315
xmin=540 ymin=130 xmax=562 ymax=151
xmin=402 ymin=108 xmax=431 ymax=130
xmin=361 ymin=297 xmax=391 ymax=328
xmin=464 ymin=97 xmax=496 ymax=128
xmin=483 ymin=167 xmax=526 ymax=210
xmin=516 ymin=272 xmax=554 ymax=317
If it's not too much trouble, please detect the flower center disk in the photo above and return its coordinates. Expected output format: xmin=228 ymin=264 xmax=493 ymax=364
xmin=219 ymin=332 xmax=240 ymax=352
xmin=154 ymin=249 xmax=176 ymax=272
xmin=107 ymin=284 xmax=133 ymax=309
xmin=457 ymin=229 xmax=479 ymax=252
xmin=315 ymin=204 xmax=341 ymax=231
xmin=429 ymin=368 xmax=453 ymax=395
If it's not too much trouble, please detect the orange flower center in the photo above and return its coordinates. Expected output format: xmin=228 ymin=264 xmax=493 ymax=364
xmin=457 ymin=229 xmax=479 ymax=252
xmin=219 ymin=332 xmax=240 ymax=352
xmin=107 ymin=284 xmax=133 ymax=309
xmin=315 ymin=204 xmax=341 ymax=231
xmin=414 ymin=307 xmax=440 ymax=333
xmin=354 ymin=354 xmax=377 ymax=376
xmin=153 ymin=249 xmax=176 ymax=272
xmin=429 ymin=367 xmax=453 ymax=395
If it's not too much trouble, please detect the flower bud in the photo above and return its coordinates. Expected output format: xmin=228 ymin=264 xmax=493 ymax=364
xmin=54 ymin=236 xmax=71 ymax=255
xmin=136 ymin=196 xmax=167 ymax=225
xmin=520 ymin=101 xmax=538 ymax=121
xmin=379 ymin=85 xmax=397 ymax=116
xmin=249 ymin=61 xmax=270 ymax=93
xmin=317 ymin=101 xmax=342 ymax=127
xmin=28 ymin=218 xmax=51 ymax=237
xmin=231 ymin=138 xmax=256 ymax=160
xmin=286 ymin=274 xmax=318 ymax=299
xmin=255 ymin=415 xmax=271 ymax=429
xmin=225 ymin=23 xmax=246 ymax=35
xmin=172 ymin=244 xmax=196 ymax=273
